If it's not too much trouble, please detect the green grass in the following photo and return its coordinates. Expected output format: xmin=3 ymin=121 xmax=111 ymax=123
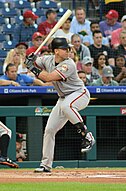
xmin=0 ymin=183 xmax=126 ymax=191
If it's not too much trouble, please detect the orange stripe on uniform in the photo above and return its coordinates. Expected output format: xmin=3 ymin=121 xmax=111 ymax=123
xmin=70 ymin=89 xmax=87 ymax=122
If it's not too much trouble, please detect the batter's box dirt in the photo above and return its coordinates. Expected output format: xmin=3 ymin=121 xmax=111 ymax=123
xmin=0 ymin=168 xmax=126 ymax=183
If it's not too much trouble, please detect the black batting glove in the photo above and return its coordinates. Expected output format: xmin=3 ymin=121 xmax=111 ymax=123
xmin=25 ymin=53 xmax=41 ymax=77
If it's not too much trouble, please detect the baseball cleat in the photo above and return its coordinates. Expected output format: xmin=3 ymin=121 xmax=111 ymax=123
xmin=0 ymin=157 xmax=19 ymax=168
xmin=81 ymin=132 xmax=95 ymax=153
xmin=34 ymin=165 xmax=51 ymax=173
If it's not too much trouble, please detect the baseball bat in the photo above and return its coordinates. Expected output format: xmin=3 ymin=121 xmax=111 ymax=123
xmin=34 ymin=9 xmax=72 ymax=55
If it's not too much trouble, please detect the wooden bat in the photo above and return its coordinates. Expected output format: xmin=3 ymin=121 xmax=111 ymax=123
xmin=34 ymin=9 xmax=72 ymax=55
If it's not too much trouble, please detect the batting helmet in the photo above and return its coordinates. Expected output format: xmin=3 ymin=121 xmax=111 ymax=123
xmin=51 ymin=37 xmax=72 ymax=52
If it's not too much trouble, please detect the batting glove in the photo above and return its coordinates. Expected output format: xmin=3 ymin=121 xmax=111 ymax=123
xmin=25 ymin=53 xmax=41 ymax=77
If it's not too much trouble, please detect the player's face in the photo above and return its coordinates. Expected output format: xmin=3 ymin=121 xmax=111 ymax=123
xmin=55 ymin=48 xmax=69 ymax=61
xmin=6 ymin=66 xmax=17 ymax=81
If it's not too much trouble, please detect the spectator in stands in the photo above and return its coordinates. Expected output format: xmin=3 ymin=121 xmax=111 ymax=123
xmin=104 ymin=0 xmax=125 ymax=20
xmin=77 ymin=70 xmax=88 ymax=85
xmin=38 ymin=8 xmax=57 ymax=40
xmin=117 ymin=146 xmax=126 ymax=159
xmin=113 ymin=54 xmax=126 ymax=83
xmin=99 ymin=10 xmax=121 ymax=42
xmin=71 ymin=34 xmax=91 ymax=62
xmin=52 ymin=17 xmax=73 ymax=42
xmin=111 ymin=15 xmax=126 ymax=48
xmin=88 ymin=30 xmax=114 ymax=66
xmin=3 ymin=48 xmax=29 ymax=75
xmin=0 ymin=63 xmax=51 ymax=86
xmin=68 ymin=46 xmax=79 ymax=66
xmin=16 ymin=133 xmax=26 ymax=162
xmin=0 ymin=121 xmax=18 ymax=168
xmin=13 ymin=10 xmax=38 ymax=43
xmin=93 ymin=52 xmax=109 ymax=76
xmin=114 ymin=30 xmax=126 ymax=58
xmin=81 ymin=56 xmax=99 ymax=85
xmin=91 ymin=66 xmax=119 ymax=86
xmin=26 ymin=32 xmax=47 ymax=56
xmin=70 ymin=7 xmax=91 ymax=37
xmin=3 ymin=49 xmax=21 ymax=74
xmin=83 ymin=21 xmax=109 ymax=47
xmin=15 ymin=42 xmax=29 ymax=74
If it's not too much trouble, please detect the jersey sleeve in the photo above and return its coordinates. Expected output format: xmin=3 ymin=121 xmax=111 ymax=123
xmin=55 ymin=59 xmax=76 ymax=81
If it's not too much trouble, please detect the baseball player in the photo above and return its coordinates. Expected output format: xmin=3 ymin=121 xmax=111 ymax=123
xmin=0 ymin=121 xmax=19 ymax=168
xmin=25 ymin=37 xmax=95 ymax=173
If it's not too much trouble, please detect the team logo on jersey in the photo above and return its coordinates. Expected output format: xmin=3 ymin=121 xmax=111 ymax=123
xmin=61 ymin=64 xmax=68 ymax=72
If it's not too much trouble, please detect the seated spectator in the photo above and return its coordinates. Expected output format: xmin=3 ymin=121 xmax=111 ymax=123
xmin=26 ymin=32 xmax=48 ymax=56
xmin=88 ymin=30 xmax=115 ymax=66
xmin=70 ymin=7 xmax=91 ymax=37
xmin=16 ymin=133 xmax=26 ymax=162
xmin=104 ymin=0 xmax=125 ymax=20
xmin=99 ymin=10 xmax=121 ymax=42
xmin=3 ymin=49 xmax=21 ymax=74
xmin=38 ymin=8 xmax=57 ymax=40
xmin=13 ymin=10 xmax=38 ymax=43
xmin=52 ymin=17 xmax=73 ymax=43
xmin=114 ymin=30 xmax=126 ymax=58
xmin=83 ymin=21 xmax=109 ymax=47
xmin=71 ymin=34 xmax=91 ymax=61
xmin=81 ymin=56 xmax=99 ymax=85
xmin=0 ymin=63 xmax=51 ymax=86
xmin=91 ymin=66 xmax=119 ymax=86
xmin=3 ymin=48 xmax=30 ymax=76
xmin=93 ymin=52 xmax=109 ymax=76
xmin=117 ymin=146 xmax=126 ymax=160
xmin=77 ymin=70 xmax=88 ymax=85
xmin=111 ymin=15 xmax=126 ymax=48
xmin=113 ymin=54 xmax=126 ymax=83
xmin=68 ymin=46 xmax=79 ymax=66
xmin=15 ymin=42 xmax=29 ymax=74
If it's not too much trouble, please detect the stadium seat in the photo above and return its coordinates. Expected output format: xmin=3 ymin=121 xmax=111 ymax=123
xmin=57 ymin=8 xmax=69 ymax=16
xmin=0 ymin=49 xmax=7 ymax=58
xmin=0 ymin=2 xmax=5 ymax=8
xmin=3 ymin=40 xmax=17 ymax=51
xmin=0 ymin=17 xmax=5 ymax=24
xmin=0 ymin=34 xmax=6 ymax=42
xmin=36 ymin=0 xmax=58 ymax=9
xmin=1 ymin=8 xmax=17 ymax=18
xmin=14 ymin=15 xmax=23 ymax=24
xmin=14 ymin=1 xmax=31 ymax=9
xmin=32 ymin=8 xmax=45 ymax=17
xmin=2 ymin=24 xmax=15 ymax=35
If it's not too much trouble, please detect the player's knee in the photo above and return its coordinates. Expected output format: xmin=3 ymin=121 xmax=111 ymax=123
xmin=44 ymin=127 xmax=56 ymax=136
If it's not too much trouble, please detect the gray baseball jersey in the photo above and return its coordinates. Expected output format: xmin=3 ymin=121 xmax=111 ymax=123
xmin=36 ymin=55 xmax=85 ymax=97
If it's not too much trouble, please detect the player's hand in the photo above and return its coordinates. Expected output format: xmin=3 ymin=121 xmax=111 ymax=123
xmin=25 ymin=53 xmax=41 ymax=77
xmin=25 ymin=53 xmax=37 ymax=70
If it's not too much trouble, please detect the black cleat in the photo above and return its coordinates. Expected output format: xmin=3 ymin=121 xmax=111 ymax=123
xmin=0 ymin=157 xmax=19 ymax=168
xmin=81 ymin=132 xmax=95 ymax=153
xmin=34 ymin=165 xmax=51 ymax=173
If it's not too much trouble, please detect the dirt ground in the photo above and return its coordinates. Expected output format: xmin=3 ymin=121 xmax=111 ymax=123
xmin=0 ymin=168 xmax=126 ymax=183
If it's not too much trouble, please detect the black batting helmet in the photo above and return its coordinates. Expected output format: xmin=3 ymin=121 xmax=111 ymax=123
xmin=51 ymin=37 xmax=72 ymax=52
